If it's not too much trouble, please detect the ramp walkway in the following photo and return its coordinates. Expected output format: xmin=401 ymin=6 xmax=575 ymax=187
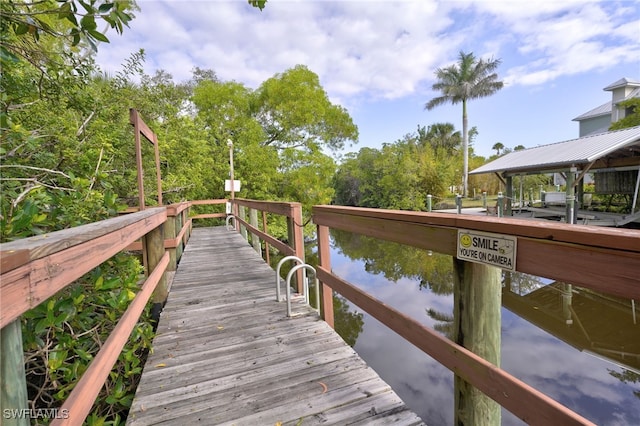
xmin=126 ymin=227 xmax=424 ymax=425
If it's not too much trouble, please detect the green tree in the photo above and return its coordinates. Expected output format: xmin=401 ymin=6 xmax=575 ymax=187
xmin=492 ymin=142 xmax=504 ymax=155
xmin=1 ymin=0 xmax=136 ymax=63
xmin=253 ymin=65 xmax=358 ymax=153
xmin=609 ymin=98 xmax=640 ymax=130
xmin=425 ymin=51 xmax=504 ymax=197
xmin=192 ymin=65 xmax=357 ymax=215
xmin=417 ymin=122 xmax=461 ymax=156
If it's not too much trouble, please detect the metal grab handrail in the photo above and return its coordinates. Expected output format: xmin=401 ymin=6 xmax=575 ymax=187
xmin=275 ymin=256 xmax=304 ymax=302
xmin=225 ymin=214 xmax=236 ymax=230
xmin=285 ymin=264 xmax=319 ymax=318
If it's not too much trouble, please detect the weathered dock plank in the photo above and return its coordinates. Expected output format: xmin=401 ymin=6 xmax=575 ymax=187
xmin=126 ymin=227 xmax=425 ymax=426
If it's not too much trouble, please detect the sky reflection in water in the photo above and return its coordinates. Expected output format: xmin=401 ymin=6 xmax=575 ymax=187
xmin=329 ymin=241 xmax=640 ymax=426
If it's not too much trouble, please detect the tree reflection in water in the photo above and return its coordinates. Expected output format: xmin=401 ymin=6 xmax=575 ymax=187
xmin=329 ymin=228 xmax=640 ymax=405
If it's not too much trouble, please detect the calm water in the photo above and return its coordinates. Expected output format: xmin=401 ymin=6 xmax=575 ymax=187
xmin=324 ymin=230 xmax=640 ymax=425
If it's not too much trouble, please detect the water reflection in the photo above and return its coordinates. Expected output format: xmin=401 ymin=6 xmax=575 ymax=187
xmin=329 ymin=229 xmax=640 ymax=425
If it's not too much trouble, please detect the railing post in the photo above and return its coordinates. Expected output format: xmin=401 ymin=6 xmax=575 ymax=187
xmin=317 ymin=224 xmax=334 ymax=328
xmin=262 ymin=211 xmax=270 ymax=265
xmin=288 ymin=204 xmax=305 ymax=293
xmin=179 ymin=206 xmax=186 ymax=260
xmin=145 ymin=223 xmax=167 ymax=307
xmin=566 ymin=169 xmax=576 ymax=224
xmin=453 ymin=259 xmax=501 ymax=426
xmin=427 ymin=194 xmax=432 ymax=212
xmin=239 ymin=205 xmax=247 ymax=240
xmin=505 ymin=176 xmax=513 ymax=216
xmin=164 ymin=207 xmax=177 ymax=271
xmin=249 ymin=208 xmax=261 ymax=255
xmin=497 ymin=192 xmax=504 ymax=217
xmin=1 ymin=319 xmax=29 ymax=426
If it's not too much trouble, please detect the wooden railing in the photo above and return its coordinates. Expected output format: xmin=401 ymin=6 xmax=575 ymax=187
xmin=312 ymin=205 xmax=640 ymax=426
xmin=1 ymin=208 xmax=169 ymax=426
xmin=232 ymin=198 xmax=305 ymax=290
xmin=3 ymin=200 xmax=636 ymax=425
xmin=0 ymin=198 xmax=308 ymax=426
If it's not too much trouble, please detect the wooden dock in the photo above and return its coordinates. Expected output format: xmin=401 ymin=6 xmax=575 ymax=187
xmin=126 ymin=227 xmax=425 ymax=425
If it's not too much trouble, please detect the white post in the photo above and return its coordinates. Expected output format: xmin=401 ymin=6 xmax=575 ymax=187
xmin=227 ymin=139 xmax=234 ymax=202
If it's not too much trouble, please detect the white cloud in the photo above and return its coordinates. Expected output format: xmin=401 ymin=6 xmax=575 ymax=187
xmin=479 ymin=1 xmax=640 ymax=87
xmin=96 ymin=0 xmax=637 ymax=100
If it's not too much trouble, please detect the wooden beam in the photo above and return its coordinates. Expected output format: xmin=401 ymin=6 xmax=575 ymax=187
xmin=315 ymin=266 xmax=595 ymax=426
xmin=0 ymin=209 xmax=167 ymax=328
xmin=453 ymin=260 xmax=502 ymax=425
xmin=317 ymin=225 xmax=334 ymax=328
xmin=130 ymin=109 xmax=146 ymax=210
xmin=0 ymin=249 xmax=29 ymax=273
xmin=53 ymin=252 xmax=169 ymax=426
xmin=249 ymin=208 xmax=261 ymax=255
xmin=234 ymin=216 xmax=293 ymax=256
xmin=0 ymin=319 xmax=29 ymax=426
xmin=234 ymin=198 xmax=302 ymax=218
xmin=311 ymin=206 xmax=640 ymax=298
xmin=189 ymin=199 xmax=226 ymax=206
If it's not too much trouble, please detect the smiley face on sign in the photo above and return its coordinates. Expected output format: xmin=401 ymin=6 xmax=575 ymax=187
xmin=460 ymin=234 xmax=472 ymax=248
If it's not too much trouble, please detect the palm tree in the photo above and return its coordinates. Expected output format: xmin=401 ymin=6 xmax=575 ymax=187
xmin=417 ymin=122 xmax=461 ymax=155
xmin=492 ymin=142 xmax=504 ymax=155
xmin=425 ymin=51 xmax=503 ymax=197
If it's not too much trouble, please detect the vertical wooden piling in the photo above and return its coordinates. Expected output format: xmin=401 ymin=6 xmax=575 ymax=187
xmin=566 ymin=171 xmax=576 ymax=224
xmin=505 ymin=176 xmax=513 ymax=216
xmin=262 ymin=211 xmax=270 ymax=265
xmin=0 ymin=319 xmax=29 ymax=426
xmin=288 ymin=204 xmax=305 ymax=293
xmin=317 ymin=224 xmax=334 ymax=328
xmin=145 ymin=224 xmax=167 ymax=304
xmin=164 ymin=208 xmax=177 ymax=271
xmin=453 ymin=258 xmax=501 ymax=426
xmin=249 ymin=208 xmax=261 ymax=255
xmin=239 ymin=206 xmax=247 ymax=240
xmin=176 ymin=208 xmax=184 ymax=262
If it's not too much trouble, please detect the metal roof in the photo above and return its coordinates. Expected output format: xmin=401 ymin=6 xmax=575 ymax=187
xmin=470 ymin=125 xmax=640 ymax=176
xmin=572 ymin=100 xmax=611 ymax=121
xmin=573 ymin=79 xmax=640 ymax=121
xmin=603 ymin=77 xmax=640 ymax=91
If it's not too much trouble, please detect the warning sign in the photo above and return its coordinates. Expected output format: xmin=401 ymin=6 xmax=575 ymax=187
xmin=457 ymin=230 xmax=517 ymax=271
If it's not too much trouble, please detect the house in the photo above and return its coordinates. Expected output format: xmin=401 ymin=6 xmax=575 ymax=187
xmin=572 ymin=77 xmax=640 ymax=137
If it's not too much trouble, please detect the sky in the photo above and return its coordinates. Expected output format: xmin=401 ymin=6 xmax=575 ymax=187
xmin=95 ymin=0 xmax=640 ymax=159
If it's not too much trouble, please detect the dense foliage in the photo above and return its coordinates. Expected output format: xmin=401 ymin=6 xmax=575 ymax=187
xmin=1 ymin=2 xmax=516 ymax=423
xmin=609 ymin=98 xmax=640 ymax=131
xmin=332 ymin=123 xmax=502 ymax=209
xmin=3 ymin=1 xmax=350 ymax=424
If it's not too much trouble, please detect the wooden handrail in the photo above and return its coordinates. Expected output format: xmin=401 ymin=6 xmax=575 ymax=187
xmin=315 ymin=265 xmax=594 ymax=425
xmin=234 ymin=215 xmax=293 ymax=256
xmin=234 ymin=198 xmax=303 ymax=219
xmin=230 ymin=199 xmax=305 ymax=292
xmin=0 ymin=206 xmax=170 ymax=426
xmin=0 ymin=208 xmax=167 ymax=328
xmin=53 ymin=252 xmax=170 ymax=426
xmin=312 ymin=205 xmax=640 ymax=299
xmin=312 ymin=204 xmax=639 ymax=425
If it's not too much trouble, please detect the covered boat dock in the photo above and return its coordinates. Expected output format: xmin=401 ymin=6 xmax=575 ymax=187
xmin=470 ymin=125 xmax=640 ymax=226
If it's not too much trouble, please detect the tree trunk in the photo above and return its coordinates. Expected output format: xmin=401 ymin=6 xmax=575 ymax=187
xmin=462 ymin=100 xmax=469 ymax=198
